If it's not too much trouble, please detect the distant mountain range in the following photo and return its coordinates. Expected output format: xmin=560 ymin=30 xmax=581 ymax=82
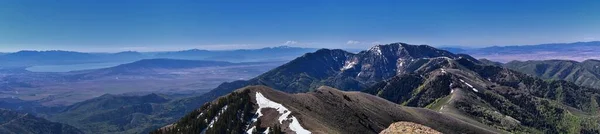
xmin=154 ymin=46 xmax=319 ymax=62
xmin=0 ymin=58 xmax=280 ymax=106
xmin=0 ymin=46 xmax=318 ymax=67
xmin=442 ymin=41 xmax=600 ymax=62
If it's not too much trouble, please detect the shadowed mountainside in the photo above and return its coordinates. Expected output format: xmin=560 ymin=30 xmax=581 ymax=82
xmin=0 ymin=109 xmax=83 ymax=134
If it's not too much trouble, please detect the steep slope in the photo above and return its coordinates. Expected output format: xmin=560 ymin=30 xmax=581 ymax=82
xmin=364 ymin=57 xmax=600 ymax=133
xmin=153 ymin=86 xmax=498 ymax=134
xmin=0 ymin=109 xmax=83 ymax=134
xmin=504 ymin=59 xmax=600 ymax=89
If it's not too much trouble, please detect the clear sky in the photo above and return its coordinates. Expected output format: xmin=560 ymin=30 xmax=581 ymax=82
xmin=1 ymin=0 xmax=599 ymax=52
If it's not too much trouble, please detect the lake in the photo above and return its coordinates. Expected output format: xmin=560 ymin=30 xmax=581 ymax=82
xmin=26 ymin=62 xmax=129 ymax=72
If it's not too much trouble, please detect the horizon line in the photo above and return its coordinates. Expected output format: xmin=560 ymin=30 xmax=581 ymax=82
xmin=0 ymin=40 xmax=598 ymax=53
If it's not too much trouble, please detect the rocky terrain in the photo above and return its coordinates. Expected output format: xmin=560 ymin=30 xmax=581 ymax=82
xmin=379 ymin=122 xmax=441 ymax=134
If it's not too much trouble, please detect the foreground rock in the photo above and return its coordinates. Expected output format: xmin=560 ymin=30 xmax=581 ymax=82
xmin=379 ymin=122 xmax=441 ymax=134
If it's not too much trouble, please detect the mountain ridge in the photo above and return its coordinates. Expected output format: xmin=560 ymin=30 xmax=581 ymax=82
xmin=502 ymin=59 xmax=600 ymax=89
xmin=153 ymin=85 xmax=499 ymax=134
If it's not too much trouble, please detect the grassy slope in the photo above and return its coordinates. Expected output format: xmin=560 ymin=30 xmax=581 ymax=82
xmin=365 ymin=58 xmax=600 ymax=133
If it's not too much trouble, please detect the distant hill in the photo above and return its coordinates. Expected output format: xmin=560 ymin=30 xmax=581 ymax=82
xmin=0 ymin=46 xmax=318 ymax=68
xmin=0 ymin=109 xmax=83 ymax=134
xmin=66 ymin=59 xmax=256 ymax=79
xmin=152 ymin=86 xmax=497 ymax=134
xmin=442 ymin=41 xmax=600 ymax=62
xmin=0 ymin=50 xmax=102 ymax=67
xmin=154 ymin=46 xmax=318 ymax=62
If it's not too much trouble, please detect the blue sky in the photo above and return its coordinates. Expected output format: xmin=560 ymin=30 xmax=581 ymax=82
xmin=1 ymin=0 xmax=599 ymax=52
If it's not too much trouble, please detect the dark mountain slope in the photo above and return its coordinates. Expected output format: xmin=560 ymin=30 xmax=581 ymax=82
xmin=46 ymin=93 xmax=172 ymax=134
xmin=240 ymin=42 xmax=461 ymax=93
xmin=504 ymin=59 xmax=600 ymax=89
xmin=364 ymin=57 xmax=600 ymax=133
xmin=153 ymin=86 xmax=498 ymax=134
xmin=0 ymin=109 xmax=83 ymax=134
xmin=252 ymin=49 xmax=356 ymax=92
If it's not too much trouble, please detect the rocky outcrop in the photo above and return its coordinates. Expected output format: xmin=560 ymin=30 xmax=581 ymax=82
xmin=379 ymin=122 xmax=441 ymax=134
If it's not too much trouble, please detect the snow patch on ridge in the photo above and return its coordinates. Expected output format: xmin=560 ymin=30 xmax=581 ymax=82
xmin=196 ymin=112 xmax=204 ymax=119
xmin=255 ymin=92 xmax=311 ymax=134
xmin=246 ymin=126 xmax=255 ymax=134
xmin=341 ymin=60 xmax=357 ymax=71
xmin=449 ymin=83 xmax=454 ymax=93
xmin=208 ymin=105 xmax=228 ymax=128
xmin=369 ymin=46 xmax=382 ymax=55
xmin=460 ymin=79 xmax=478 ymax=92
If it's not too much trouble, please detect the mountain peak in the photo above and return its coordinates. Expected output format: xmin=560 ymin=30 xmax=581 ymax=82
xmin=364 ymin=42 xmax=457 ymax=59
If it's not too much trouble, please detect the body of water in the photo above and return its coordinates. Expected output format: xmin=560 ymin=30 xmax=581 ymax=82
xmin=26 ymin=62 xmax=128 ymax=72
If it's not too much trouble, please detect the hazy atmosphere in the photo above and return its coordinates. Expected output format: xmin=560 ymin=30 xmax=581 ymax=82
xmin=1 ymin=0 xmax=599 ymax=52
